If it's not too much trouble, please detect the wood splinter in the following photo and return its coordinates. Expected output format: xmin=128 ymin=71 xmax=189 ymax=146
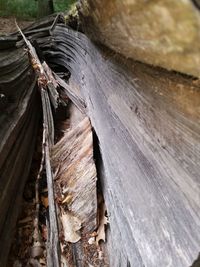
xmin=31 ymin=125 xmax=46 ymax=259
xmin=16 ymin=21 xmax=60 ymax=267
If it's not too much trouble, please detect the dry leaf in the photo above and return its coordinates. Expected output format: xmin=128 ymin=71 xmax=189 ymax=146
xmin=41 ymin=196 xmax=48 ymax=208
xmin=31 ymin=241 xmax=44 ymax=258
xmin=41 ymin=225 xmax=48 ymax=241
xmin=98 ymin=250 xmax=104 ymax=260
xmin=61 ymin=211 xmax=82 ymax=243
xmin=61 ymin=254 xmax=69 ymax=267
xmin=39 ymin=258 xmax=46 ymax=265
xmin=88 ymin=237 xmax=95 ymax=245
xmin=95 ymin=215 xmax=108 ymax=244
xmin=28 ymin=258 xmax=41 ymax=267
xmin=96 ymin=203 xmax=108 ymax=244
xmin=62 ymin=194 xmax=73 ymax=205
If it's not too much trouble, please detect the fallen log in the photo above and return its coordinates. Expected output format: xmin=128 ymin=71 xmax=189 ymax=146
xmin=48 ymin=25 xmax=200 ymax=267
xmin=12 ymin=20 xmax=101 ymax=266
xmin=0 ymin=4 xmax=200 ymax=267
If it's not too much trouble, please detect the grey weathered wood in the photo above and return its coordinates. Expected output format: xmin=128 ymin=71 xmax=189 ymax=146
xmin=0 ymin=46 xmax=39 ymax=266
xmin=49 ymin=26 xmax=200 ymax=267
xmin=41 ymin=89 xmax=60 ymax=267
xmin=1 ymin=12 xmax=200 ymax=267
xmin=53 ymin=72 xmax=86 ymax=113
xmin=5 ymin=24 xmax=61 ymax=266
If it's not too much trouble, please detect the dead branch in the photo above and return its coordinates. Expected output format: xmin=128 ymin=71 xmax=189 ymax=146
xmin=41 ymin=88 xmax=60 ymax=267
xmin=16 ymin=21 xmax=60 ymax=267
xmin=15 ymin=20 xmax=59 ymax=110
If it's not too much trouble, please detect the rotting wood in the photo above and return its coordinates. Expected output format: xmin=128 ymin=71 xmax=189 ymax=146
xmin=52 ymin=104 xmax=108 ymax=266
xmin=31 ymin=124 xmax=46 ymax=259
xmin=48 ymin=25 xmax=200 ymax=267
xmin=52 ymin=116 xmax=97 ymax=233
xmin=53 ymin=72 xmax=86 ymax=113
xmin=16 ymin=22 xmax=60 ymax=267
xmin=1 ymin=7 xmax=200 ymax=267
xmin=14 ymin=21 xmax=103 ymax=267
xmin=0 ymin=41 xmax=39 ymax=266
xmin=41 ymin=89 xmax=60 ymax=267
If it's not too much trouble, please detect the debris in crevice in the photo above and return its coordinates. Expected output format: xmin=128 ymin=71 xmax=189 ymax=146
xmin=60 ymin=209 xmax=82 ymax=243
xmin=31 ymin=122 xmax=46 ymax=261
xmin=52 ymin=100 xmax=109 ymax=266
xmin=95 ymin=197 xmax=109 ymax=245
xmin=92 ymin=130 xmax=109 ymax=243
xmin=92 ymin=130 xmax=110 ymax=265
xmin=7 ymin=124 xmax=47 ymax=267
xmin=52 ymin=116 xmax=98 ymax=233
xmin=52 ymin=111 xmax=98 ymax=265
xmin=7 ymin=19 xmax=109 ymax=266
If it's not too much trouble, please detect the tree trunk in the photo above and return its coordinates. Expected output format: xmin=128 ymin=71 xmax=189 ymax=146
xmin=38 ymin=0 xmax=54 ymax=18
xmin=79 ymin=0 xmax=200 ymax=77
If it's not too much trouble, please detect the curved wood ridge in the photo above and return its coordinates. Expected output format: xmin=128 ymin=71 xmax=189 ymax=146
xmin=0 ymin=45 xmax=39 ymax=266
xmin=0 ymin=9 xmax=200 ymax=266
xmin=0 ymin=16 xmax=59 ymax=266
xmin=46 ymin=26 xmax=200 ymax=266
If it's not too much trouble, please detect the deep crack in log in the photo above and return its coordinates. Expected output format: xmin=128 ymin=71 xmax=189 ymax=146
xmin=0 ymin=5 xmax=200 ymax=267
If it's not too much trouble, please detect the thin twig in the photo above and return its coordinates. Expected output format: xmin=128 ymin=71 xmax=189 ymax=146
xmin=50 ymin=13 xmax=60 ymax=34
xmin=31 ymin=125 xmax=46 ymax=258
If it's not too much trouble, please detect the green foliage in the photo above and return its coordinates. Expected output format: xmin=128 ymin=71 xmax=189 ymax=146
xmin=0 ymin=0 xmax=37 ymax=18
xmin=0 ymin=0 xmax=76 ymax=19
xmin=55 ymin=0 xmax=75 ymax=12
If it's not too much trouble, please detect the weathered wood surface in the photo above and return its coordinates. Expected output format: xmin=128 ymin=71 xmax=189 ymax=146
xmin=0 ymin=17 xmax=58 ymax=266
xmin=52 ymin=108 xmax=103 ymax=266
xmin=47 ymin=26 xmax=200 ymax=266
xmin=1 ymin=11 xmax=200 ymax=266
xmin=0 ymin=45 xmax=39 ymax=266
xmin=52 ymin=116 xmax=97 ymax=233
xmin=78 ymin=0 xmax=200 ymax=77
xmin=16 ymin=23 xmax=62 ymax=266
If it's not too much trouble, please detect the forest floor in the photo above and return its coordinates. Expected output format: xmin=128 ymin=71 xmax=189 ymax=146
xmin=0 ymin=17 xmax=34 ymax=34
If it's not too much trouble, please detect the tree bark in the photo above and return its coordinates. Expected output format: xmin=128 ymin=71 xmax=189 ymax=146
xmin=38 ymin=0 xmax=54 ymax=18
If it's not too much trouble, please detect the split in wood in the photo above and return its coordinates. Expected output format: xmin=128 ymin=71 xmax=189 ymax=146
xmin=31 ymin=124 xmax=46 ymax=259
xmin=16 ymin=21 xmax=60 ymax=267
xmin=15 ymin=21 xmax=107 ymax=266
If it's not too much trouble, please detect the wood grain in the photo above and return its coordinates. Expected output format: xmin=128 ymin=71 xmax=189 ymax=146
xmin=1 ymin=14 xmax=200 ymax=266
xmin=52 ymin=116 xmax=97 ymax=233
xmin=49 ymin=26 xmax=200 ymax=266
xmin=0 ymin=46 xmax=39 ymax=266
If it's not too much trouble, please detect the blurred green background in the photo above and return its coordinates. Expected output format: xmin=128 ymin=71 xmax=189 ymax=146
xmin=0 ymin=0 xmax=76 ymax=19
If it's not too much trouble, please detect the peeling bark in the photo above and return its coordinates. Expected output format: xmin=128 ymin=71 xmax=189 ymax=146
xmin=52 ymin=116 xmax=97 ymax=233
